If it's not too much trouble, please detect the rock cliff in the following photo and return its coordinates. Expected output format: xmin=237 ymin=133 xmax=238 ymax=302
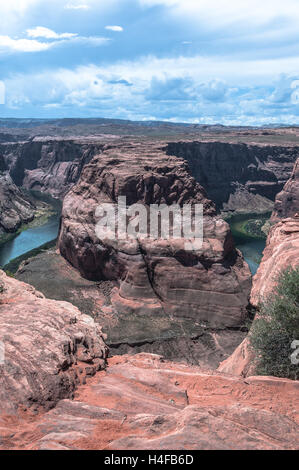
xmin=167 ymin=141 xmax=298 ymax=212
xmin=0 ymin=138 xmax=105 ymax=199
xmin=0 ymin=270 xmax=108 ymax=414
xmin=0 ymin=173 xmax=35 ymax=240
xmin=272 ymin=157 xmax=299 ymax=221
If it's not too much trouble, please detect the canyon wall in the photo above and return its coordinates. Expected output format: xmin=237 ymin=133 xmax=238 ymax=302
xmin=0 ymin=135 xmax=297 ymax=240
xmin=0 ymin=138 xmax=105 ymax=199
xmin=272 ymin=157 xmax=299 ymax=221
xmin=0 ymin=172 xmax=35 ymax=240
xmin=167 ymin=141 xmax=298 ymax=212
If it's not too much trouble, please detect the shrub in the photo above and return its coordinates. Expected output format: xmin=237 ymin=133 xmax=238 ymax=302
xmin=250 ymin=267 xmax=299 ymax=380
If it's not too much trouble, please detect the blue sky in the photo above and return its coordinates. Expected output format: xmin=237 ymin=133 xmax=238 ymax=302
xmin=1 ymin=0 xmax=299 ymax=125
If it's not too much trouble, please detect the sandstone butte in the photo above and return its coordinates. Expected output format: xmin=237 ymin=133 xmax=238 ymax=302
xmin=56 ymin=142 xmax=252 ymax=364
xmin=0 ymin=131 xmax=298 ymax=450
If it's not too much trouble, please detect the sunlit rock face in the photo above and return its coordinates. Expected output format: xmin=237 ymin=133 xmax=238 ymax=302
xmin=0 ymin=270 xmax=108 ymax=414
xmin=58 ymin=142 xmax=251 ymax=364
xmin=1 ymin=354 xmax=298 ymax=450
xmin=252 ymin=157 xmax=299 ymax=306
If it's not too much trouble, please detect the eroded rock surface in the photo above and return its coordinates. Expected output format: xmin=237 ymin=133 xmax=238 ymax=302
xmin=0 ymin=138 xmax=105 ymax=199
xmin=251 ymin=217 xmax=299 ymax=306
xmin=57 ymin=143 xmax=251 ymax=363
xmin=0 ymin=173 xmax=35 ymax=239
xmin=0 ymin=354 xmax=298 ymax=450
xmin=272 ymin=157 xmax=299 ymax=221
xmin=0 ymin=270 xmax=108 ymax=414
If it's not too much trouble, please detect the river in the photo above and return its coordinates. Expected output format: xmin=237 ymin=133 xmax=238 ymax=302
xmin=0 ymin=214 xmax=61 ymax=268
xmin=227 ymin=213 xmax=269 ymax=275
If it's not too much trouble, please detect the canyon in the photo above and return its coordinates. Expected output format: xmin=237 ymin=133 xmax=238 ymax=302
xmin=0 ymin=121 xmax=298 ymax=450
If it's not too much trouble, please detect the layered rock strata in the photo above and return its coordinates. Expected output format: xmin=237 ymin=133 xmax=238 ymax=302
xmin=167 ymin=141 xmax=298 ymax=212
xmin=0 ymin=173 xmax=35 ymax=239
xmin=0 ymin=270 xmax=108 ymax=414
xmin=57 ymin=144 xmax=251 ymax=363
xmin=0 ymin=138 xmax=106 ymax=199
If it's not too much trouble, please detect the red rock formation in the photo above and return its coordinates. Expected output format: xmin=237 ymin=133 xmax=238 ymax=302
xmin=218 ymin=337 xmax=256 ymax=377
xmin=0 ymin=270 xmax=108 ymax=414
xmin=252 ymin=157 xmax=299 ymax=307
xmin=0 ymin=354 xmax=298 ymax=450
xmin=251 ymin=217 xmax=299 ymax=306
xmin=58 ymin=143 xmax=251 ymax=361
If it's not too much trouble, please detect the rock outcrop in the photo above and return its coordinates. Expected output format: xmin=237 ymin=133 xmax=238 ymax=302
xmin=1 ymin=354 xmax=298 ymax=450
xmin=218 ymin=336 xmax=256 ymax=377
xmin=57 ymin=143 xmax=251 ymax=364
xmin=0 ymin=270 xmax=108 ymax=414
xmin=250 ymin=217 xmax=299 ymax=306
xmin=167 ymin=141 xmax=298 ymax=212
xmin=0 ymin=173 xmax=35 ymax=240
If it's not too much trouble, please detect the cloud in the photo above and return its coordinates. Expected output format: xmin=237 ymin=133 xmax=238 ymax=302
xmin=0 ymin=27 xmax=110 ymax=54
xmin=3 ymin=54 xmax=299 ymax=125
xmin=146 ymin=77 xmax=194 ymax=101
xmin=0 ymin=35 xmax=53 ymax=52
xmin=105 ymin=25 xmax=124 ymax=32
xmin=64 ymin=3 xmax=90 ymax=9
xmin=27 ymin=26 xmax=77 ymax=39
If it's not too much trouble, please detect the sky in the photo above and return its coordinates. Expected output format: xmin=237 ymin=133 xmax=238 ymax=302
xmin=0 ymin=0 xmax=299 ymax=125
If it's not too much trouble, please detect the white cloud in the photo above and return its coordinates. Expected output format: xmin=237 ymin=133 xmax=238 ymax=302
xmin=0 ymin=35 xmax=54 ymax=52
xmin=105 ymin=25 xmax=123 ymax=32
xmin=27 ymin=26 xmax=77 ymax=39
xmin=0 ymin=30 xmax=110 ymax=54
xmin=64 ymin=3 xmax=90 ymax=9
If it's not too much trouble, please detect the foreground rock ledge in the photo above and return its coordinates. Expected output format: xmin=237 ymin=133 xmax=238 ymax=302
xmin=0 ymin=271 xmax=108 ymax=414
xmin=0 ymin=353 xmax=298 ymax=450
